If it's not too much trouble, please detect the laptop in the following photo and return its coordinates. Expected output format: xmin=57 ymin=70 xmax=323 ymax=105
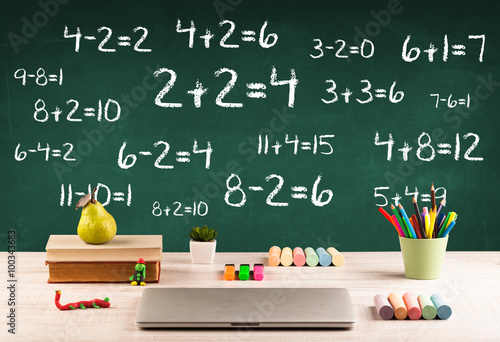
xmin=135 ymin=288 xmax=356 ymax=328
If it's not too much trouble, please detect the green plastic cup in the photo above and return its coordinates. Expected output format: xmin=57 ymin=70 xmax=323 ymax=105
xmin=399 ymin=236 xmax=448 ymax=280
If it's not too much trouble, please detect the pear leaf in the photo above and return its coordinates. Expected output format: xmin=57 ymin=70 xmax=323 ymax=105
xmin=75 ymin=193 xmax=91 ymax=210
xmin=75 ymin=187 xmax=97 ymax=210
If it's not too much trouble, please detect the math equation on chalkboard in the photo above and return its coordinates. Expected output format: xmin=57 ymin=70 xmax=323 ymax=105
xmin=9 ymin=16 xmax=488 ymax=221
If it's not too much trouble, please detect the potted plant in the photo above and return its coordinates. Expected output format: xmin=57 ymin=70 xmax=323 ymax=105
xmin=189 ymin=225 xmax=217 ymax=264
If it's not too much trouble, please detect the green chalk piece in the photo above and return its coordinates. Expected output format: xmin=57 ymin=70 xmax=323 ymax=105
xmin=239 ymin=264 xmax=250 ymax=281
xmin=304 ymin=247 xmax=319 ymax=267
xmin=418 ymin=294 xmax=437 ymax=320
xmin=431 ymin=293 xmax=452 ymax=320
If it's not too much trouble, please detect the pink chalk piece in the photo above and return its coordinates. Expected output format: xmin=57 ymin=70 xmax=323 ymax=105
xmin=293 ymin=247 xmax=306 ymax=267
xmin=403 ymin=292 xmax=422 ymax=320
xmin=374 ymin=294 xmax=394 ymax=320
xmin=253 ymin=264 xmax=264 ymax=281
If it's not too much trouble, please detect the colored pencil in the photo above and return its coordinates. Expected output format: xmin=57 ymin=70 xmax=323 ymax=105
xmin=392 ymin=215 xmax=405 ymax=237
xmin=446 ymin=212 xmax=456 ymax=229
xmin=436 ymin=212 xmax=446 ymax=230
xmin=411 ymin=215 xmax=422 ymax=239
xmin=379 ymin=207 xmax=401 ymax=236
xmin=431 ymin=183 xmax=436 ymax=210
xmin=379 ymin=207 xmax=394 ymax=224
xmin=412 ymin=197 xmax=426 ymax=239
xmin=425 ymin=213 xmax=431 ymax=238
xmin=428 ymin=208 xmax=436 ymax=239
xmin=433 ymin=199 xmax=445 ymax=238
xmin=439 ymin=220 xmax=456 ymax=238
xmin=438 ymin=212 xmax=452 ymax=237
xmin=391 ymin=204 xmax=409 ymax=238
xmin=423 ymin=207 xmax=428 ymax=215
xmin=398 ymin=206 xmax=410 ymax=234
xmin=398 ymin=203 xmax=416 ymax=239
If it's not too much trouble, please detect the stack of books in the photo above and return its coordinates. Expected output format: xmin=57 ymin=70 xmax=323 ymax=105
xmin=45 ymin=235 xmax=163 ymax=283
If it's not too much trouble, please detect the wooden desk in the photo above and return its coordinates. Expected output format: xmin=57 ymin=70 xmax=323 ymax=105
xmin=1 ymin=252 xmax=499 ymax=341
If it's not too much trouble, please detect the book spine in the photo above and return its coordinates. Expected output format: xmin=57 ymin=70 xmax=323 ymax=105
xmin=47 ymin=261 xmax=161 ymax=283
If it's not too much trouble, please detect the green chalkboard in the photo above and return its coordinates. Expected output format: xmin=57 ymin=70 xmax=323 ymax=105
xmin=1 ymin=0 xmax=499 ymax=252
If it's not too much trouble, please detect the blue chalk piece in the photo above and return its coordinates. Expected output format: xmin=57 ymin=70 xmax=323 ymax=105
xmin=431 ymin=293 xmax=452 ymax=320
xmin=315 ymin=247 xmax=332 ymax=267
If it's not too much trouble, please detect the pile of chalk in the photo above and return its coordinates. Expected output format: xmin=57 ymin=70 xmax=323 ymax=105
xmin=269 ymin=246 xmax=344 ymax=267
xmin=374 ymin=292 xmax=452 ymax=320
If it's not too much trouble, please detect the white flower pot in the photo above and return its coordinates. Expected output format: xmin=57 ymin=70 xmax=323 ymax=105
xmin=189 ymin=240 xmax=216 ymax=264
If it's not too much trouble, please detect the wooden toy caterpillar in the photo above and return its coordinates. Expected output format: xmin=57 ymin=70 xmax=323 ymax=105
xmin=54 ymin=290 xmax=111 ymax=310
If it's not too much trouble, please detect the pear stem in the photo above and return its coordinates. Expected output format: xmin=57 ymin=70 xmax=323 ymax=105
xmin=91 ymin=187 xmax=97 ymax=204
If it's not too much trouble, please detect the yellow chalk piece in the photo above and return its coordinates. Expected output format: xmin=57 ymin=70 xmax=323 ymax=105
xmin=326 ymin=247 xmax=345 ymax=266
xmin=280 ymin=247 xmax=293 ymax=267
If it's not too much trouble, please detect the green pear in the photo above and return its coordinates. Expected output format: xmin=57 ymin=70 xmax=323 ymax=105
xmin=75 ymin=188 xmax=116 ymax=244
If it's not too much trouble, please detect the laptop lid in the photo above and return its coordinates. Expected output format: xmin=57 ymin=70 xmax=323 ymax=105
xmin=135 ymin=288 xmax=356 ymax=328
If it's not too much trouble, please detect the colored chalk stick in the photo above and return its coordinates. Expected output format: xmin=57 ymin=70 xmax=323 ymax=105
xmin=293 ymin=247 xmax=306 ymax=267
xmin=269 ymin=246 xmax=281 ymax=266
xmin=374 ymin=294 xmax=394 ymax=320
xmin=326 ymin=247 xmax=345 ymax=266
xmin=388 ymin=292 xmax=408 ymax=320
xmin=304 ymin=247 xmax=319 ymax=266
xmin=403 ymin=292 xmax=421 ymax=320
xmin=280 ymin=247 xmax=293 ymax=267
xmin=224 ymin=264 xmax=235 ymax=281
xmin=253 ymin=264 xmax=264 ymax=281
xmin=418 ymin=294 xmax=437 ymax=320
xmin=316 ymin=247 xmax=332 ymax=266
xmin=239 ymin=264 xmax=250 ymax=281
xmin=431 ymin=293 xmax=452 ymax=320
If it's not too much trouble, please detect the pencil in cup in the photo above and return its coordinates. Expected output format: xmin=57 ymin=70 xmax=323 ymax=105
xmin=428 ymin=208 xmax=436 ymax=239
xmin=412 ymin=197 xmax=426 ymax=238
xmin=378 ymin=207 xmax=403 ymax=236
xmin=439 ymin=219 xmax=456 ymax=238
xmin=391 ymin=204 xmax=410 ymax=238
xmin=398 ymin=203 xmax=417 ymax=239
xmin=434 ymin=199 xmax=445 ymax=238
xmin=438 ymin=212 xmax=453 ymax=237
xmin=410 ymin=215 xmax=422 ymax=239
xmin=392 ymin=215 xmax=406 ymax=237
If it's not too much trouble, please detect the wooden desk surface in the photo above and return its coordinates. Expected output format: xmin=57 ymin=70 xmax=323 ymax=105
xmin=1 ymin=252 xmax=499 ymax=341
